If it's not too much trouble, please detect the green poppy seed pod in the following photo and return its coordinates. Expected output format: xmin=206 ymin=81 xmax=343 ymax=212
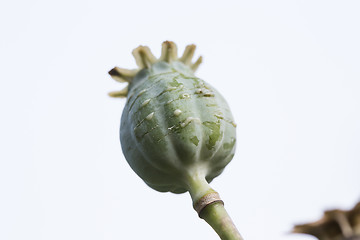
xmin=109 ymin=41 xmax=236 ymax=196
xmin=109 ymin=41 xmax=243 ymax=240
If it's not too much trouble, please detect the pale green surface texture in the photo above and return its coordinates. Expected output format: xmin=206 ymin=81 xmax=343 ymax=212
xmin=120 ymin=60 xmax=236 ymax=193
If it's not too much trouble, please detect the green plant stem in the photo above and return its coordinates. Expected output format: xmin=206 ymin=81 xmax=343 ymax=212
xmin=187 ymin=175 xmax=243 ymax=240
xmin=200 ymin=202 xmax=243 ymax=240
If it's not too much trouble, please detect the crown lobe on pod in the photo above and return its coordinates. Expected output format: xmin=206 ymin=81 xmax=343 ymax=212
xmin=179 ymin=44 xmax=196 ymax=65
xmin=108 ymin=85 xmax=128 ymax=98
xmin=108 ymin=67 xmax=138 ymax=83
xmin=108 ymin=67 xmax=137 ymax=98
xmin=108 ymin=41 xmax=203 ymax=98
xmin=190 ymin=55 xmax=203 ymax=72
xmin=159 ymin=41 xmax=178 ymax=62
xmin=132 ymin=46 xmax=157 ymax=69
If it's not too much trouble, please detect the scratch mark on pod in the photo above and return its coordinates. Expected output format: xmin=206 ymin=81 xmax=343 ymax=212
xmin=214 ymin=114 xmax=223 ymax=119
xmin=166 ymin=93 xmax=194 ymax=105
xmin=129 ymin=89 xmax=149 ymax=111
xmin=128 ymin=74 xmax=173 ymax=102
xmin=141 ymin=99 xmax=151 ymax=107
xmin=195 ymin=88 xmax=203 ymax=94
xmin=214 ymin=114 xmax=237 ymax=128
xmin=138 ymin=89 xmax=147 ymax=96
xmin=157 ymin=124 xmax=180 ymax=142
xmin=127 ymin=92 xmax=136 ymax=102
xmin=206 ymin=103 xmax=217 ymax=107
xmin=134 ymin=119 xmax=146 ymax=131
xmin=203 ymin=91 xmax=214 ymax=97
xmin=155 ymin=85 xmax=184 ymax=100
xmin=180 ymin=117 xmax=201 ymax=128
xmin=129 ymin=88 xmax=147 ymax=103
xmin=146 ymin=112 xmax=155 ymax=120
xmin=166 ymin=86 xmax=178 ymax=91
xmin=174 ymin=109 xmax=182 ymax=116
xmin=203 ymin=84 xmax=211 ymax=90
xmin=182 ymin=93 xmax=190 ymax=99
xmin=133 ymin=111 xmax=155 ymax=131
xmin=157 ymin=116 xmax=200 ymax=142
xmin=141 ymin=124 xmax=159 ymax=138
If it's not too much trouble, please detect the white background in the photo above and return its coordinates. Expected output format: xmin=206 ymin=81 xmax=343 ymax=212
xmin=1 ymin=1 xmax=359 ymax=240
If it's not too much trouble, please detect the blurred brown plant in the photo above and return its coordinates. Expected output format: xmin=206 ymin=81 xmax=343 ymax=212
xmin=293 ymin=201 xmax=360 ymax=240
